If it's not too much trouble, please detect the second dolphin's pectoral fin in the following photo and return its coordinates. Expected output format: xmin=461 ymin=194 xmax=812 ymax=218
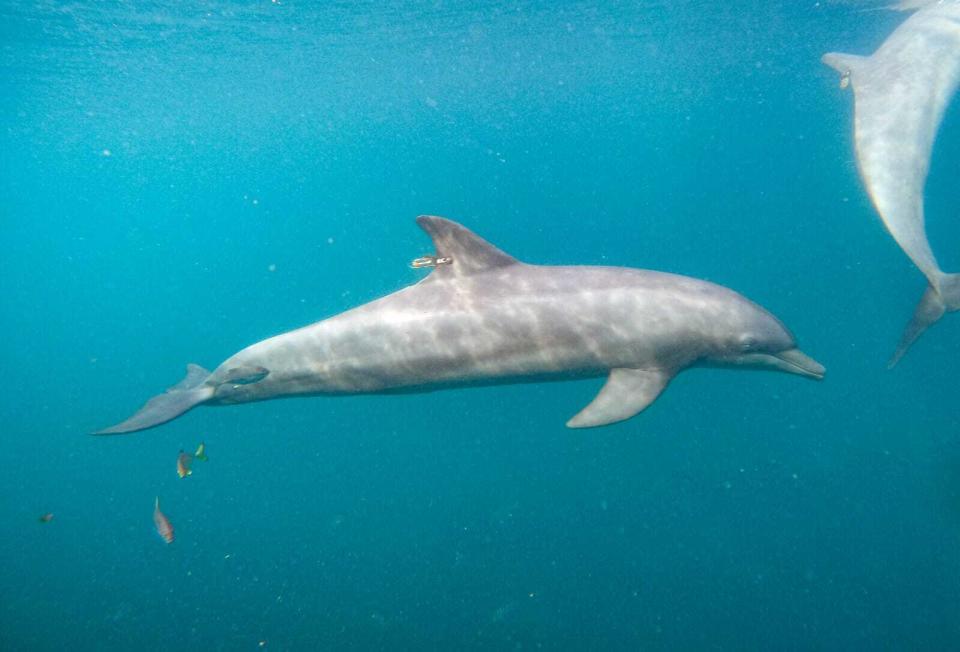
xmin=566 ymin=368 xmax=672 ymax=428
xmin=221 ymin=365 xmax=269 ymax=385
xmin=415 ymin=216 xmax=520 ymax=279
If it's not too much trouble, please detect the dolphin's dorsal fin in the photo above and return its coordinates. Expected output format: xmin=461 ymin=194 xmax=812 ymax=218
xmin=415 ymin=216 xmax=519 ymax=279
xmin=893 ymin=0 xmax=940 ymax=10
xmin=822 ymin=52 xmax=870 ymax=90
xmin=566 ymin=368 xmax=673 ymax=428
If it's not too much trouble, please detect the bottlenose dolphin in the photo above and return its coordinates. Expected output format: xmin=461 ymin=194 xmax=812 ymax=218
xmin=822 ymin=0 xmax=960 ymax=366
xmin=95 ymin=216 xmax=824 ymax=434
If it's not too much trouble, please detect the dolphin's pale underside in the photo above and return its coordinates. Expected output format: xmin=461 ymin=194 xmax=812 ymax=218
xmin=95 ymin=216 xmax=824 ymax=435
xmin=823 ymin=0 xmax=960 ymax=366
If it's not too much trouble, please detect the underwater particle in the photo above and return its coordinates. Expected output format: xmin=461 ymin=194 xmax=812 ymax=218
xmin=38 ymin=513 xmax=54 ymax=523
xmin=267 ymin=263 xmax=277 ymax=272
xmin=326 ymin=237 xmax=334 ymax=245
xmin=153 ymin=496 xmax=174 ymax=544
xmin=102 ymin=149 xmax=111 ymax=157
xmin=259 ymin=641 xmax=267 ymax=648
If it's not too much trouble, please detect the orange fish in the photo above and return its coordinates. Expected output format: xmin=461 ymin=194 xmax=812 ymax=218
xmin=176 ymin=451 xmax=193 ymax=478
xmin=176 ymin=443 xmax=207 ymax=478
xmin=153 ymin=496 xmax=174 ymax=544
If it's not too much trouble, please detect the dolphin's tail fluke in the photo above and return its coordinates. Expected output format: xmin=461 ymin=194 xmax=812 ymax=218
xmin=887 ymin=274 xmax=960 ymax=368
xmin=93 ymin=364 xmax=214 ymax=435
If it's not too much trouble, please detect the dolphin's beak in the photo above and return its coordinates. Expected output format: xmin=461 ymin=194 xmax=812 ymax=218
xmin=771 ymin=348 xmax=825 ymax=380
xmin=708 ymin=349 xmax=826 ymax=379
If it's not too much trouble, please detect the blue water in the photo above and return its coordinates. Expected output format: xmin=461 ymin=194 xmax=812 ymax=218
xmin=2 ymin=1 xmax=959 ymax=649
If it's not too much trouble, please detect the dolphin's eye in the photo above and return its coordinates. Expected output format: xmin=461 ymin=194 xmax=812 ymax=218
xmin=739 ymin=335 xmax=758 ymax=352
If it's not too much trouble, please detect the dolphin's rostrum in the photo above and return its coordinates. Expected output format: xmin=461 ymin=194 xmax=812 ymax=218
xmin=95 ymin=216 xmax=823 ymax=434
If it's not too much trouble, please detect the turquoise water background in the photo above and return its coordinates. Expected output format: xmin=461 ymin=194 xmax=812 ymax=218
xmin=2 ymin=1 xmax=959 ymax=649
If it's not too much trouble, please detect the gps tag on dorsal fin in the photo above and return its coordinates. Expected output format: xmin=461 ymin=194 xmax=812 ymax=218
xmin=411 ymin=254 xmax=453 ymax=269
xmin=415 ymin=216 xmax=519 ymax=279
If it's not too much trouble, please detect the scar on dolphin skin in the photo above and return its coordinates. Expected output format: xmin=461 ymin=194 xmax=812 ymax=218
xmin=94 ymin=216 xmax=823 ymax=435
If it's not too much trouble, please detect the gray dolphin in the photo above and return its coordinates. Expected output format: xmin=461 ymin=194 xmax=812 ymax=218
xmin=823 ymin=0 xmax=960 ymax=366
xmin=95 ymin=216 xmax=824 ymax=434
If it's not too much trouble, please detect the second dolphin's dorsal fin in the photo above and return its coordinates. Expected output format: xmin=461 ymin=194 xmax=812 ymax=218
xmin=415 ymin=216 xmax=519 ymax=279
xmin=893 ymin=1 xmax=940 ymax=10
xmin=822 ymin=52 xmax=871 ymax=90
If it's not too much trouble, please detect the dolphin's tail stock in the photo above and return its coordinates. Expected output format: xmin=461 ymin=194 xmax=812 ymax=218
xmin=942 ymin=273 xmax=960 ymax=312
xmin=888 ymin=273 xmax=960 ymax=368
xmin=93 ymin=364 xmax=214 ymax=434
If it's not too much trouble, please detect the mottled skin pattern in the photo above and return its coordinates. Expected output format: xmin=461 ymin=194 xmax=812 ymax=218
xmin=213 ymin=265 xmax=784 ymax=403
xmin=823 ymin=0 xmax=960 ymax=364
xmin=96 ymin=216 xmax=823 ymax=434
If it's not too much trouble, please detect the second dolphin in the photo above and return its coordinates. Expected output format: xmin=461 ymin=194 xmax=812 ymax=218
xmin=823 ymin=0 xmax=960 ymax=366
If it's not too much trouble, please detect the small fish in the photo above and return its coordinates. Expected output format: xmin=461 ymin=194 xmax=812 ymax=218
xmin=176 ymin=451 xmax=193 ymax=478
xmin=38 ymin=513 xmax=53 ymax=523
xmin=176 ymin=442 xmax=208 ymax=478
xmin=153 ymin=496 xmax=174 ymax=544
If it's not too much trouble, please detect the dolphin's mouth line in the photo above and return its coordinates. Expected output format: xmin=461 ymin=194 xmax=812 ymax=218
xmin=774 ymin=349 xmax=826 ymax=380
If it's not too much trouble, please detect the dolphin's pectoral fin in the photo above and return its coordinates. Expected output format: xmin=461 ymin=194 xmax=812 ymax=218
xmin=566 ymin=368 xmax=672 ymax=428
xmin=415 ymin=216 xmax=519 ymax=279
xmin=93 ymin=364 xmax=215 ymax=435
xmin=221 ymin=365 xmax=269 ymax=385
xmin=888 ymin=284 xmax=947 ymax=368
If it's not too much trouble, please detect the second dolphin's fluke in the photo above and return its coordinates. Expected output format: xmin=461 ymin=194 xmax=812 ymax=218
xmin=95 ymin=216 xmax=823 ymax=434
xmin=823 ymin=0 xmax=960 ymax=365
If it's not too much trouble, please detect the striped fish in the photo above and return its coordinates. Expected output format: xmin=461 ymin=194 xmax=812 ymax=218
xmin=153 ymin=496 xmax=174 ymax=544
